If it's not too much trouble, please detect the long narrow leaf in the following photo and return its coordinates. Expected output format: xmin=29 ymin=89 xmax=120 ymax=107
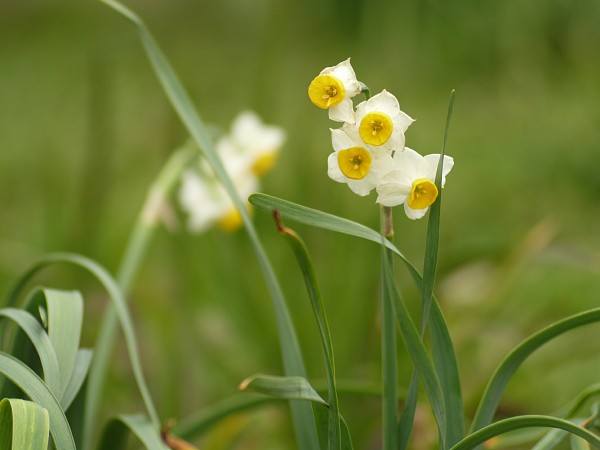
xmin=0 ymin=398 xmax=49 ymax=450
xmin=0 ymin=308 xmax=61 ymax=398
xmin=274 ymin=212 xmax=343 ymax=449
xmin=97 ymin=1 xmax=318 ymax=448
xmin=451 ymin=415 xmax=600 ymax=450
xmin=471 ymin=307 xmax=600 ymax=433
xmin=240 ymin=374 xmax=327 ymax=405
xmin=97 ymin=414 xmax=169 ymax=450
xmin=5 ymin=253 xmax=159 ymax=431
xmin=0 ymin=353 xmax=75 ymax=450
xmin=382 ymin=247 xmax=447 ymax=443
xmin=60 ymin=349 xmax=93 ymax=411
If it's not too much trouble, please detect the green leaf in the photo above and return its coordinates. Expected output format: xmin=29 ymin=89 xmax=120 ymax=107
xmin=471 ymin=306 xmax=600 ymax=434
xmin=0 ymin=307 xmax=61 ymax=399
xmin=451 ymin=415 xmax=600 ymax=450
xmin=382 ymin=243 xmax=447 ymax=445
xmin=5 ymin=253 xmax=160 ymax=441
xmin=0 ymin=398 xmax=49 ymax=450
xmin=60 ymin=349 xmax=93 ymax=411
xmin=0 ymin=353 xmax=75 ymax=450
xmin=97 ymin=414 xmax=169 ymax=450
xmin=239 ymin=374 xmax=327 ymax=405
xmin=97 ymin=1 xmax=318 ymax=448
xmin=274 ymin=213 xmax=343 ymax=450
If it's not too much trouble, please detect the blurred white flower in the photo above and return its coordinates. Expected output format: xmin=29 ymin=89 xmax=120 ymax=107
xmin=179 ymin=111 xmax=284 ymax=233
xmin=376 ymin=147 xmax=454 ymax=219
xmin=347 ymin=90 xmax=414 ymax=152
xmin=327 ymin=128 xmax=393 ymax=196
xmin=308 ymin=58 xmax=362 ymax=124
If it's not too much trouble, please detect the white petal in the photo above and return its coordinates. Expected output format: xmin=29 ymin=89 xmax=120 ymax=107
xmin=376 ymin=170 xmax=411 ymax=207
xmin=328 ymin=58 xmax=361 ymax=97
xmin=329 ymin=99 xmax=356 ymax=124
xmin=327 ymin=152 xmax=346 ymax=183
xmin=367 ymin=153 xmax=395 ymax=181
xmin=392 ymin=147 xmax=425 ymax=177
xmin=365 ymin=90 xmax=399 ymax=115
xmin=424 ymin=154 xmax=454 ymax=187
xmin=387 ymin=128 xmax=406 ymax=152
xmin=347 ymin=179 xmax=374 ymax=196
xmin=330 ymin=128 xmax=361 ymax=152
xmin=404 ymin=203 xmax=428 ymax=220
xmin=392 ymin=109 xmax=415 ymax=133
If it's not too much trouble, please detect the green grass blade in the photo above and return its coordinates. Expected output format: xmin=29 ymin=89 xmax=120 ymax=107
xmin=239 ymin=374 xmax=327 ymax=405
xmin=5 ymin=253 xmax=160 ymax=436
xmin=0 ymin=353 xmax=75 ymax=450
xmin=471 ymin=306 xmax=600 ymax=434
xmin=382 ymin=249 xmax=447 ymax=445
xmin=60 ymin=349 xmax=93 ymax=411
xmin=97 ymin=2 xmax=319 ymax=448
xmin=0 ymin=398 xmax=49 ymax=450
xmin=98 ymin=414 xmax=169 ymax=450
xmin=274 ymin=212 xmax=342 ymax=449
xmin=419 ymin=90 xmax=463 ymax=449
xmin=398 ymin=374 xmax=419 ymax=450
xmin=41 ymin=288 xmax=84 ymax=400
xmin=0 ymin=308 xmax=61 ymax=398
xmin=451 ymin=416 xmax=600 ymax=450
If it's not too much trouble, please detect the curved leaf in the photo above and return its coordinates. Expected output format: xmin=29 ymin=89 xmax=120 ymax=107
xmin=451 ymin=415 xmax=600 ymax=450
xmin=97 ymin=414 xmax=169 ymax=450
xmin=239 ymin=374 xmax=327 ymax=405
xmin=0 ymin=398 xmax=49 ymax=450
xmin=61 ymin=349 xmax=93 ymax=411
xmin=0 ymin=353 xmax=75 ymax=450
xmin=471 ymin=307 xmax=600 ymax=433
xmin=96 ymin=1 xmax=319 ymax=448
xmin=0 ymin=307 xmax=61 ymax=398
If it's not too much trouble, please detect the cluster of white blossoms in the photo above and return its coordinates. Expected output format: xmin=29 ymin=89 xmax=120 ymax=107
xmin=308 ymin=59 xmax=454 ymax=220
xmin=179 ymin=111 xmax=286 ymax=232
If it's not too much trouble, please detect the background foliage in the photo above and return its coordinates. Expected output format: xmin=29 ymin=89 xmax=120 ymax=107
xmin=1 ymin=0 xmax=599 ymax=447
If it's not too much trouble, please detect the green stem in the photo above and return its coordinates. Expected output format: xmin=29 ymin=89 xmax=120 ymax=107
xmin=381 ymin=206 xmax=398 ymax=450
xmin=82 ymin=143 xmax=197 ymax=450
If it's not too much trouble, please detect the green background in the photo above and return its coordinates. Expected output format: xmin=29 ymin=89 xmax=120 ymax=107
xmin=1 ymin=0 xmax=599 ymax=448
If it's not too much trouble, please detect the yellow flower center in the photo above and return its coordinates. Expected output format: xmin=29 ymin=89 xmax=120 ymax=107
xmin=308 ymin=74 xmax=346 ymax=109
xmin=251 ymin=152 xmax=278 ymax=176
xmin=359 ymin=112 xmax=393 ymax=146
xmin=218 ymin=208 xmax=244 ymax=232
xmin=407 ymin=178 xmax=438 ymax=210
xmin=337 ymin=147 xmax=372 ymax=180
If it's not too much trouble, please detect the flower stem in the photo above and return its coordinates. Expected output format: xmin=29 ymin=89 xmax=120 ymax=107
xmin=380 ymin=205 xmax=398 ymax=450
xmin=82 ymin=143 xmax=197 ymax=450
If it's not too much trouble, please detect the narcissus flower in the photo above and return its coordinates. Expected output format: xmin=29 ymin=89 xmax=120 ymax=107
xmin=308 ymin=58 xmax=362 ymax=124
xmin=350 ymin=90 xmax=414 ymax=152
xmin=179 ymin=111 xmax=284 ymax=233
xmin=376 ymin=147 xmax=454 ymax=219
xmin=327 ymin=128 xmax=393 ymax=196
xmin=219 ymin=110 xmax=286 ymax=176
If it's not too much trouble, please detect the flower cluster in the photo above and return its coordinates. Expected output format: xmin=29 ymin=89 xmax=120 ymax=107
xmin=179 ymin=111 xmax=286 ymax=232
xmin=308 ymin=59 xmax=454 ymax=220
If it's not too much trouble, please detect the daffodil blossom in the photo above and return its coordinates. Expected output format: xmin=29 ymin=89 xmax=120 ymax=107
xmin=219 ymin=110 xmax=286 ymax=176
xmin=308 ymin=58 xmax=362 ymax=124
xmin=376 ymin=147 xmax=454 ymax=219
xmin=348 ymin=90 xmax=414 ymax=152
xmin=327 ymin=128 xmax=393 ymax=196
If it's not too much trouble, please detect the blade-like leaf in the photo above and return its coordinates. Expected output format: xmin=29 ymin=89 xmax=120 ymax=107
xmin=5 ymin=253 xmax=160 ymax=437
xmin=0 ymin=307 xmax=61 ymax=398
xmin=382 ymin=241 xmax=447 ymax=445
xmin=96 ymin=1 xmax=318 ymax=447
xmin=451 ymin=415 xmax=600 ymax=450
xmin=471 ymin=307 xmax=600 ymax=434
xmin=239 ymin=374 xmax=327 ymax=405
xmin=97 ymin=414 xmax=169 ymax=450
xmin=60 ymin=349 xmax=93 ymax=411
xmin=274 ymin=212 xmax=343 ymax=450
xmin=0 ymin=353 xmax=75 ymax=450
xmin=0 ymin=398 xmax=49 ymax=450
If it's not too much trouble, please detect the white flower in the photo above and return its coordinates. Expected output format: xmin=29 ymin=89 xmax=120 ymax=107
xmin=179 ymin=167 xmax=257 ymax=233
xmin=222 ymin=111 xmax=286 ymax=176
xmin=348 ymin=90 xmax=414 ymax=152
xmin=327 ymin=128 xmax=393 ymax=196
xmin=308 ymin=58 xmax=362 ymax=124
xmin=179 ymin=110 xmax=284 ymax=233
xmin=376 ymin=147 xmax=454 ymax=219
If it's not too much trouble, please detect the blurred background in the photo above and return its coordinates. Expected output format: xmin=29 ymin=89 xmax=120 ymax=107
xmin=1 ymin=0 xmax=600 ymax=448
